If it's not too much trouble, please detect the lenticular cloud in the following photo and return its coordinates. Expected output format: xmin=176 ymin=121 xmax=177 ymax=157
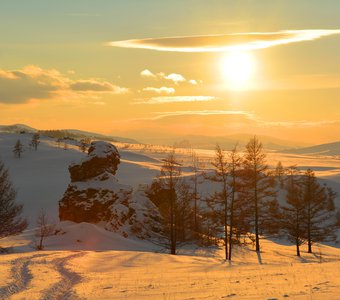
xmin=108 ymin=29 xmax=340 ymax=52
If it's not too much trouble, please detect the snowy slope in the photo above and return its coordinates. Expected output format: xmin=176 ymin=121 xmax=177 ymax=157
xmin=0 ymin=236 xmax=339 ymax=299
xmin=0 ymin=133 xmax=161 ymax=226
xmin=282 ymin=141 xmax=340 ymax=156
xmin=0 ymin=132 xmax=340 ymax=299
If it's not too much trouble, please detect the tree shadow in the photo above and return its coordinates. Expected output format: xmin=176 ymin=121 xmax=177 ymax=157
xmin=257 ymin=251 xmax=263 ymax=264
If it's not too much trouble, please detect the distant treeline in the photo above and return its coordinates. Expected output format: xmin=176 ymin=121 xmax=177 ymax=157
xmin=38 ymin=130 xmax=117 ymax=142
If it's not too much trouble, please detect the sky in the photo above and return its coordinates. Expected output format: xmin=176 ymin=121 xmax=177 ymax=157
xmin=1 ymin=0 xmax=340 ymax=145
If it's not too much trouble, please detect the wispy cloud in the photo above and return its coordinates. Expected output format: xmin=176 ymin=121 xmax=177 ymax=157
xmin=142 ymin=87 xmax=175 ymax=94
xmin=134 ymin=96 xmax=218 ymax=104
xmin=108 ymin=29 xmax=340 ymax=52
xmin=152 ymin=110 xmax=254 ymax=120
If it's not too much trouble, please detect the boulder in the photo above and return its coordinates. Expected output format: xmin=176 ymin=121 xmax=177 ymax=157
xmin=59 ymin=141 xmax=162 ymax=239
xmin=69 ymin=141 xmax=120 ymax=182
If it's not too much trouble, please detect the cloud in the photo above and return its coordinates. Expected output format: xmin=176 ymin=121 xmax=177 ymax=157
xmin=164 ymin=73 xmax=185 ymax=84
xmin=140 ymin=69 xmax=199 ymax=85
xmin=140 ymin=69 xmax=156 ymax=78
xmin=152 ymin=110 xmax=254 ymax=120
xmin=134 ymin=96 xmax=218 ymax=104
xmin=142 ymin=87 xmax=175 ymax=94
xmin=0 ymin=66 xmax=64 ymax=104
xmin=70 ymin=80 xmax=128 ymax=94
xmin=260 ymin=119 xmax=339 ymax=128
xmin=108 ymin=29 xmax=340 ymax=52
xmin=0 ymin=66 xmax=127 ymax=104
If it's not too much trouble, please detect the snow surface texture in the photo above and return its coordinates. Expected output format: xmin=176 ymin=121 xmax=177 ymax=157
xmin=0 ymin=132 xmax=339 ymax=299
xmin=0 ymin=223 xmax=339 ymax=299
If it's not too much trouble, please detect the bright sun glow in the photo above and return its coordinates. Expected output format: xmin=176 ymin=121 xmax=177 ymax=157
xmin=221 ymin=51 xmax=256 ymax=90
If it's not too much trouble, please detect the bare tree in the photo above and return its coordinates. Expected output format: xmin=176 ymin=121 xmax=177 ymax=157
xmin=30 ymin=133 xmax=40 ymax=151
xmin=190 ymin=151 xmax=203 ymax=238
xmin=35 ymin=209 xmax=55 ymax=250
xmin=79 ymin=137 xmax=91 ymax=153
xmin=242 ymin=136 xmax=277 ymax=252
xmin=209 ymin=144 xmax=229 ymax=260
xmin=13 ymin=139 xmax=24 ymax=158
xmin=56 ymin=138 xmax=62 ymax=148
xmin=302 ymin=169 xmax=337 ymax=253
xmin=274 ymin=161 xmax=285 ymax=188
xmin=146 ymin=150 xmax=183 ymax=254
xmin=281 ymin=166 xmax=305 ymax=256
xmin=227 ymin=145 xmax=242 ymax=260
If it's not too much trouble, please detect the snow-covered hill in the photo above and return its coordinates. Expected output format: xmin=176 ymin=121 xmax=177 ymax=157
xmin=282 ymin=141 xmax=340 ymax=156
xmin=0 ymin=133 xmax=161 ymax=226
xmin=0 ymin=132 xmax=339 ymax=299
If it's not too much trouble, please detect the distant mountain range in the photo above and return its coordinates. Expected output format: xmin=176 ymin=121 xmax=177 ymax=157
xmin=1 ymin=124 xmax=339 ymax=155
xmin=0 ymin=124 xmax=139 ymax=144
xmin=141 ymin=134 xmax=311 ymax=151
xmin=282 ymin=141 xmax=340 ymax=156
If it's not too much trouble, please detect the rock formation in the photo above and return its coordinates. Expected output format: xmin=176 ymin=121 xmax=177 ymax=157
xmin=59 ymin=141 xmax=161 ymax=238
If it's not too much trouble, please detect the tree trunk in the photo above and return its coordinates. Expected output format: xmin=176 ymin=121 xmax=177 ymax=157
xmin=228 ymin=182 xmax=235 ymax=261
xmin=194 ymin=177 xmax=198 ymax=237
xmin=296 ymin=239 xmax=300 ymax=256
xmin=307 ymin=204 xmax=312 ymax=253
xmin=255 ymin=188 xmax=260 ymax=252
xmin=224 ymin=185 xmax=228 ymax=260
xmin=224 ymin=207 xmax=228 ymax=260
xmin=170 ymin=188 xmax=176 ymax=255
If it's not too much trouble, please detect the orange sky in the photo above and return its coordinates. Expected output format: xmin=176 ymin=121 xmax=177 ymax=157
xmin=1 ymin=1 xmax=340 ymax=145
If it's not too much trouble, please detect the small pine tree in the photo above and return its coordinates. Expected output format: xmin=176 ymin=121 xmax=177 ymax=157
xmin=13 ymin=139 xmax=24 ymax=158
xmin=0 ymin=160 xmax=28 ymax=240
xmin=30 ymin=133 xmax=40 ymax=151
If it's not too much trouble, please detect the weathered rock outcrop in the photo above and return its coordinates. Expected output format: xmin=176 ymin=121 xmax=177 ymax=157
xmin=59 ymin=141 xmax=161 ymax=238
xmin=68 ymin=142 xmax=120 ymax=182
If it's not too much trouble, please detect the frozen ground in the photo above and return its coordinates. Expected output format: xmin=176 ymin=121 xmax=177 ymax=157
xmin=0 ymin=225 xmax=339 ymax=300
xmin=0 ymin=133 xmax=339 ymax=299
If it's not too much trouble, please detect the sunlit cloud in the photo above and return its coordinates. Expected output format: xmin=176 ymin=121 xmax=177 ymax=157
xmin=164 ymin=73 xmax=185 ymax=84
xmin=108 ymin=29 xmax=340 ymax=52
xmin=140 ymin=69 xmax=200 ymax=85
xmin=70 ymin=80 xmax=129 ymax=94
xmin=140 ymin=69 xmax=156 ymax=78
xmin=0 ymin=66 xmax=128 ymax=104
xmin=152 ymin=110 xmax=255 ymax=120
xmin=142 ymin=86 xmax=175 ymax=94
xmin=134 ymin=96 xmax=218 ymax=104
xmin=261 ymin=119 xmax=339 ymax=128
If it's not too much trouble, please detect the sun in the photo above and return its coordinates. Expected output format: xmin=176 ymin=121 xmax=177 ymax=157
xmin=221 ymin=51 xmax=256 ymax=90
